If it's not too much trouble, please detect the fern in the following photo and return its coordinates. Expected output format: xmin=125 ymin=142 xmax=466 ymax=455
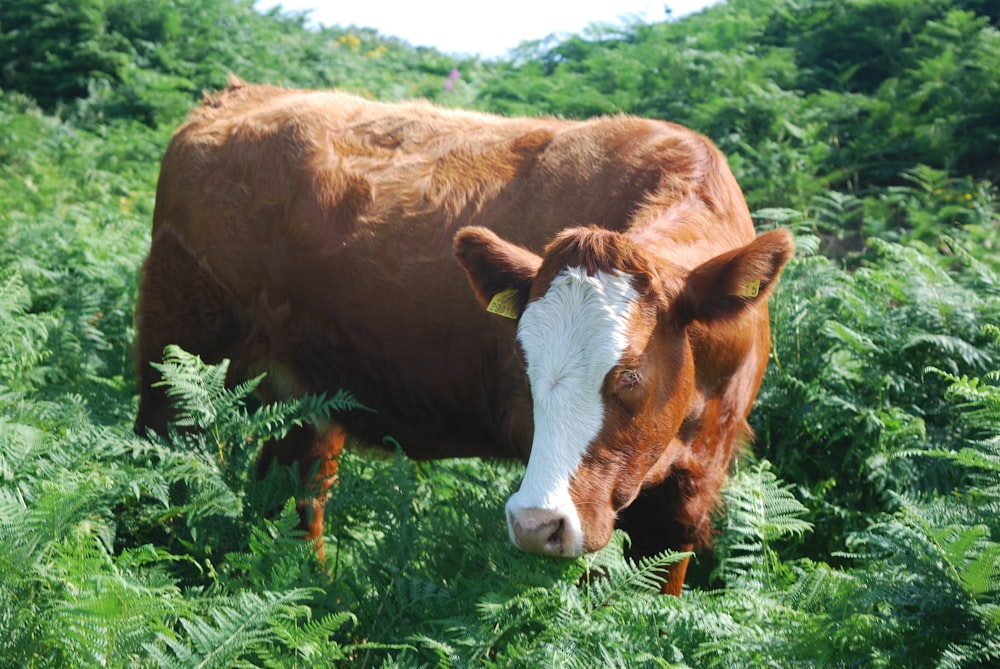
xmin=151 ymin=344 xmax=248 ymax=433
xmin=144 ymin=589 xmax=318 ymax=669
xmin=152 ymin=343 xmax=368 ymax=446
xmin=828 ymin=503 xmax=1000 ymax=667
xmin=579 ymin=537 xmax=691 ymax=605
xmin=715 ymin=460 xmax=812 ymax=589
xmin=246 ymin=387 xmax=372 ymax=445
xmin=756 ymin=228 xmax=1000 ymax=563
xmin=219 ymin=498 xmax=321 ymax=595
xmin=822 ymin=339 xmax=1000 ymax=667
xmin=917 ymin=333 xmax=1000 ymax=494
xmin=262 ymin=610 xmax=358 ymax=667
xmin=834 ymin=342 xmax=1000 ymax=664
xmin=141 ymin=494 xmax=358 ymax=668
xmin=130 ymin=345 xmax=371 ymax=574
xmin=444 ymin=534 xmax=689 ymax=667
xmin=0 ymin=267 xmax=51 ymax=403
xmin=0 ymin=411 xmax=196 ymax=667
xmin=938 ymin=635 xmax=1000 ymax=669
xmin=49 ymin=542 xmax=183 ymax=667
xmin=935 ymin=524 xmax=1000 ymax=601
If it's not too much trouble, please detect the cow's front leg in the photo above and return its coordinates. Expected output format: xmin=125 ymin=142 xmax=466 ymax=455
xmin=615 ymin=475 xmax=708 ymax=596
xmin=256 ymin=421 xmax=347 ymax=557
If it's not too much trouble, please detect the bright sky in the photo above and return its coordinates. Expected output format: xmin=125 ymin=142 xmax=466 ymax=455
xmin=255 ymin=1 xmax=722 ymax=59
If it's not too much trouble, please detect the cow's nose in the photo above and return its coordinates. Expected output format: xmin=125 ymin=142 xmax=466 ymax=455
xmin=508 ymin=507 xmax=568 ymax=556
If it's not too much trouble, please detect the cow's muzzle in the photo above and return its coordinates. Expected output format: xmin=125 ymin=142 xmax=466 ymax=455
xmin=506 ymin=505 xmax=584 ymax=557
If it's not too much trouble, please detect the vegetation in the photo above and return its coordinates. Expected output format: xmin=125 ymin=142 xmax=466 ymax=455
xmin=1 ymin=0 xmax=998 ymax=665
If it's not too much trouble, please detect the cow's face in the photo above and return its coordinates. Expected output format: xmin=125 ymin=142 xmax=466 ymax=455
xmin=455 ymin=225 xmax=792 ymax=557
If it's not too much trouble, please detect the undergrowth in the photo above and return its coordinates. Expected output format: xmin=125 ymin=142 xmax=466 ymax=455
xmin=3 ymin=261 xmax=998 ymax=665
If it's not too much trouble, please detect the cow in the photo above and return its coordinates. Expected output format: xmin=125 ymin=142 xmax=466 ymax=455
xmin=134 ymin=77 xmax=793 ymax=596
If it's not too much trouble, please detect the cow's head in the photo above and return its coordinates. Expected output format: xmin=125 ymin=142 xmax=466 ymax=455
xmin=454 ymin=225 xmax=793 ymax=557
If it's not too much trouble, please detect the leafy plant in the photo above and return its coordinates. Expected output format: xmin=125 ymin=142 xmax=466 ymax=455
xmin=754 ymin=223 xmax=1000 ymax=558
xmin=714 ymin=460 xmax=812 ymax=589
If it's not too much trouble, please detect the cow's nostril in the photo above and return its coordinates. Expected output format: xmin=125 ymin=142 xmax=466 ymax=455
xmin=546 ymin=518 xmax=565 ymax=547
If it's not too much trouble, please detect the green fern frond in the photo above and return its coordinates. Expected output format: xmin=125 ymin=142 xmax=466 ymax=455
xmin=918 ymin=445 xmax=1000 ymax=474
xmin=781 ymin=562 xmax=851 ymax=615
xmin=938 ymin=367 xmax=1000 ymax=432
xmin=263 ymin=610 xmax=357 ymax=666
xmin=958 ymin=540 xmax=1000 ymax=601
xmin=152 ymin=343 xmax=368 ymax=448
xmin=145 ymin=344 xmax=371 ymax=554
xmin=0 ymin=267 xmax=51 ymax=396
xmin=50 ymin=540 xmax=183 ymax=667
xmin=145 ymin=589 xmax=317 ymax=669
xmin=938 ymin=634 xmax=1000 ymax=669
xmin=727 ymin=462 xmax=813 ymax=542
xmin=833 ymin=496 xmax=1000 ymax=667
xmin=0 ymin=417 xmax=43 ymax=482
xmin=716 ymin=460 xmax=812 ymax=588
xmin=221 ymin=499 xmax=322 ymax=595
xmin=0 ymin=419 xmax=197 ymax=667
xmin=244 ymin=388 xmax=371 ymax=443
xmin=939 ymin=236 xmax=1000 ymax=289
xmin=917 ymin=363 xmax=1000 ymax=480
xmin=906 ymin=333 xmax=995 ymax=369
xmin=151 ymin=344 xmax=254 ymax=432
xmin=406 ymin=633 xmax=461 ymax=666
xmin=580 ymin=534 xmax=691 ymax=605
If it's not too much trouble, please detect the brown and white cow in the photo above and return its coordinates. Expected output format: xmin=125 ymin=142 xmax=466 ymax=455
xmin=134 ymin=78 xmax=793 ymax=596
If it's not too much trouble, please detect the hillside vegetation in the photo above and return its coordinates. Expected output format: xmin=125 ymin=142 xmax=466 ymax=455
xmin=1 ymin=0 xmax=999 ymax=666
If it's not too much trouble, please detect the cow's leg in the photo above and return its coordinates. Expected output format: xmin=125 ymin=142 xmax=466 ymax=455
xmin=135 ymin=229 xmax=348 ymax=554
xmin=255 ymin=421 xmax=347 ymax=556
xmin=659 ymin=548 xmax=694 ymax=597
xmin=616 ymin=475 xmax=708 ymax=596
xmin=134 ymin=227 xmax=242 ymax=436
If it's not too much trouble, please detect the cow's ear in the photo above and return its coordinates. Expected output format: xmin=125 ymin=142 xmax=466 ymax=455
xmin=675 ymin=228 xmax=794 ymax=324
xmin=454 ymin=227 xmax=541 ymax=320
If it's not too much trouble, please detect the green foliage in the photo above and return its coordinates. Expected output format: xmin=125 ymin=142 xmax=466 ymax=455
xmin=714 ymin=460 xmax=812 ymax=589
xmin=152 ymin=344 xmax=366 ymax=442
xmin=135 ymin=345 xmax=367 ymax=568
xmin=2 ymin=0 xmax=1000 ymax=665
xmin=0 ymin=0 xmax=133 ymax=110
xmin=476 ymin=0 xmax=1000 ymax=212
xmin=0 ymin=339 xmax=365 ymax=665
xmin=0 ymin=268 xmax=51 ymax=402
xmin=0 ymin=0 xmax=483 ymax=128
xmin=145 ymin=588 xmax=353 ymax=669
xmin=753 ymin=218 xmax=1000 ymax=560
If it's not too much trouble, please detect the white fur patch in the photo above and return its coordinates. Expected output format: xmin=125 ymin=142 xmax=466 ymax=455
xmin=506 ymin=267 xmax=638 ymax=555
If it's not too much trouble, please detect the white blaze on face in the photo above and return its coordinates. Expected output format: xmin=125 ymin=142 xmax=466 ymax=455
xmin=507 ymin=266 xmax=638 ymax=555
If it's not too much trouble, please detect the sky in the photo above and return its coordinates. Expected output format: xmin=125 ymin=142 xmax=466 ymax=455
xmin=254 ymin=1 xmax=722 ymax=59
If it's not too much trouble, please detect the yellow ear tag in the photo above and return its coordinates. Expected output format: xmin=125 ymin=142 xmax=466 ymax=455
xmin=486 ymin=288 xmax=521 ymax=320
xmin=739 ymin=278 xmax=762 ymax=298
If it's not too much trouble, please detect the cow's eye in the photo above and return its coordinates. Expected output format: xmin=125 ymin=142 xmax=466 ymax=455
xmin=618 ymin=368 xmax=641 ymax=390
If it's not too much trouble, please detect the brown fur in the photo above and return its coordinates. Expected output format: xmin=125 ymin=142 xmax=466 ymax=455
xmin=135 ymin=79 xmax=793 ymax=595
